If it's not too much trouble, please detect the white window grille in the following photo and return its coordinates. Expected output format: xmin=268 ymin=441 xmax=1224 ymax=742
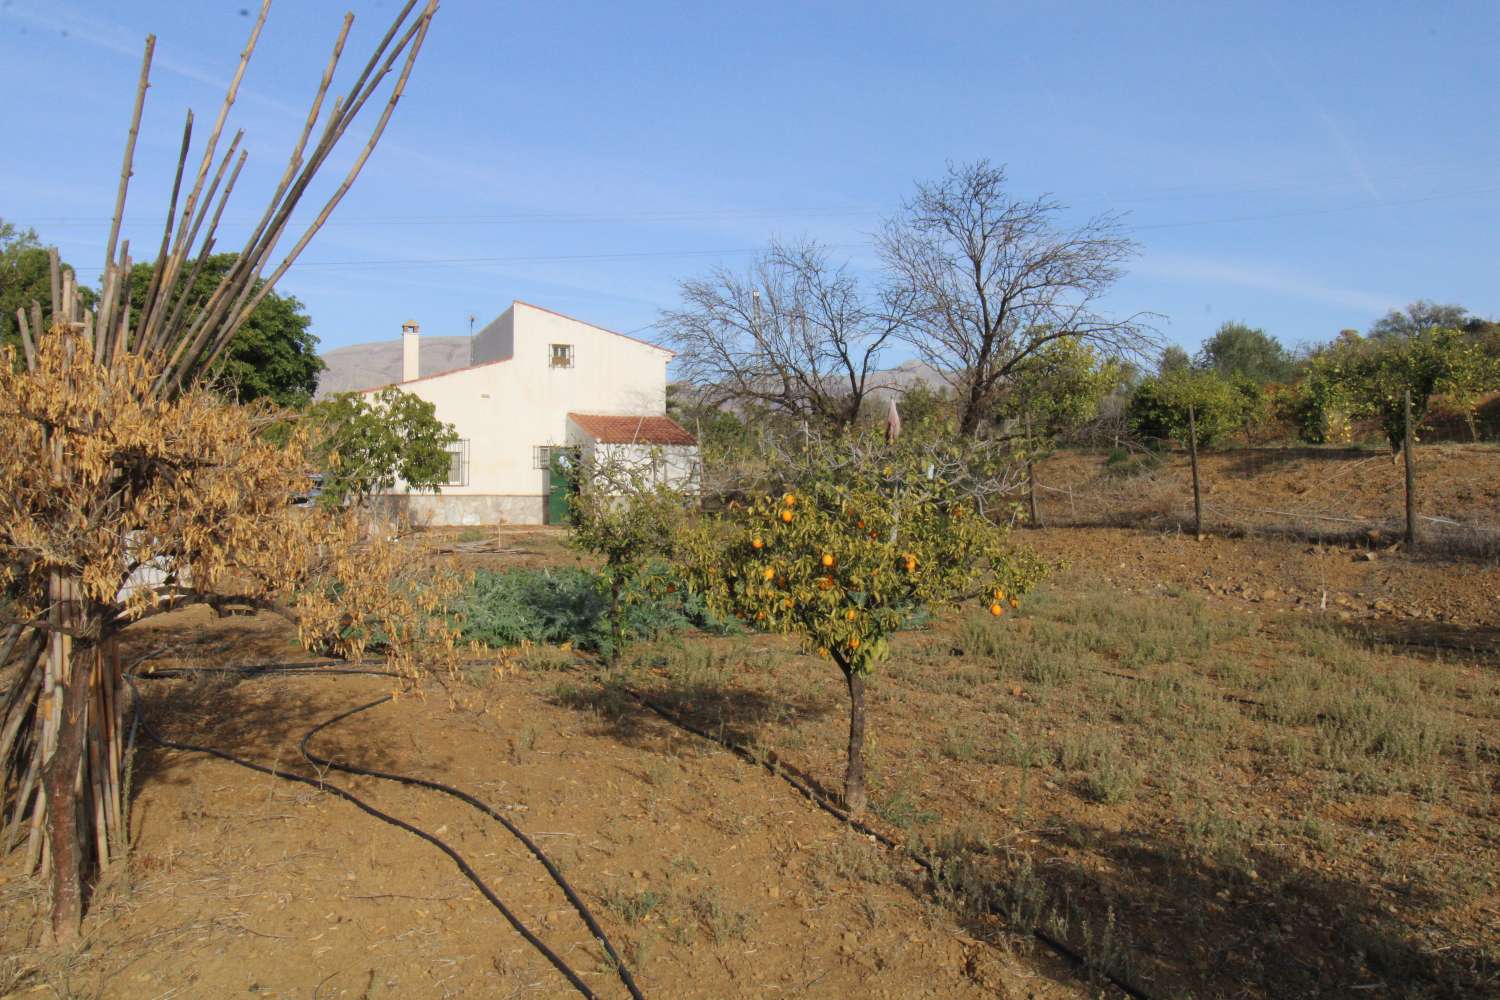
xmin=441 ymin=439 xmax=469 ymax=486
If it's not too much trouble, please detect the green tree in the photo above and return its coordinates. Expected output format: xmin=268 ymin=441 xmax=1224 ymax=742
xmin=998 ymin=336 xmax=1124 ymax=443
xmin=1127 ymin=369 xmax=1252 ymax=449
xmin=1306 ymin=327 xmax=1499 ymax=452
xmin=889 ymin=382 xmax=956 ymax=434
xmin=1369 ymin=300 xmax=1470 ymax=341
xmin=1159 ymin=345 xmax=1192 ymax=375
xmin=1194 ymin=322 xmax=1292 ymax=385
xmin=127 ymin=253 xmax=324 ymax=406
xmin=0 ymin=221 xmax=94 ymax=353
xmin=306 ymin=388 xmax=458 ymax=506
xmin=678 ymin=437 xmax=1045 ymax=815
xmin=567 ymin=453 xmax=687 ymax=664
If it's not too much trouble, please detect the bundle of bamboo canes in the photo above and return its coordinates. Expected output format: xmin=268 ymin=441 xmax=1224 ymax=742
xmin=0 ymin=0 xmax=438 ymax=943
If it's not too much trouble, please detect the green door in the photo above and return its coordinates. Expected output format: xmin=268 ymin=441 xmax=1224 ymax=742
xmin=545 ymin=448 xmax=579 ymax=525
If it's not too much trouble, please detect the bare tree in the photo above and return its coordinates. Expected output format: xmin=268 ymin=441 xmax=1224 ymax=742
xmin=662 ymin=240 xmax=909 ymax=432
xmin=879 ymin=160 xmax=1155 ymax=437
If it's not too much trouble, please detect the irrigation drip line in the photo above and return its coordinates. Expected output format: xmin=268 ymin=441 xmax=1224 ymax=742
xmin=300 ymin=698 xmax=646 ymax=1000
xmin=125 ymin=672 xmax=643 ymax=1000
xmin=605 ymin=677 xmax=1154 ymax=1000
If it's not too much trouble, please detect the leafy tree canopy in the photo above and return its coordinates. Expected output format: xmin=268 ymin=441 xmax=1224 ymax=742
xmin=127 ymin=253 xmax=324 ymax=406
xmin=1158 ymin=345 xmax=1191 ymax=375
xmin=305 ymin=387 xmax=458 ymax=506
xmin=1369 ymin=300 xmax=1471 ymax=341
xmin=1194 ymin=321 xmax=1293 ymax=385
xmin=1127 ymin=369 xmax=1256 ymax=449
xmin=997 ymin=335 xmax=1125 ymax=444
xmin=0 ymin=221 xmax=94 ymax=354
xmin=1303 ymin=327 xmax=1500 ymax=452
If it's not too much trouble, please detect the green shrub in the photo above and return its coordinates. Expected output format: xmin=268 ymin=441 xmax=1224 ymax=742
xmin=1127 ymin=369 xmax=1253 ymax=448
xmin=455 ymin=564 xmax=738 ymax=656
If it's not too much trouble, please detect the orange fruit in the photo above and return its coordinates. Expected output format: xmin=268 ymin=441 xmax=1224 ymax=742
xmin=989 ymin=602 xmax=1003 ymax=617
xmin=755 ymin=611 xmax=766 ymax=621
xmin=857 ymin=519 xmax=866 ymax=528
xmin=821 ymin=553 xmax=835 ymax=568
xmin=780 ymin=509 xmax=794 ymax=523
xmin=783 ymin=493 xmax=796 ymax=507
xmin=752 ymin=537 xmax=764 ymax=550
xmin=845 ymin=609 xmax=857 ymax=621
xmin=848 ymin=637 xmax=860 ymax=650
xmin=1009 ymin=597 xmax=1020 ymax=609
xmin=817 ymin=576 xmax=833 ymax=590
xmin=762 ymin=567 xmax=775 ymax=581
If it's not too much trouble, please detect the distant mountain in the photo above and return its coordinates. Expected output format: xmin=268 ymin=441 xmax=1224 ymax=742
xmin=316 ymin=337 xmax=950 ymax=401
xmin=315 ymin=336 xmax=473 ymax=397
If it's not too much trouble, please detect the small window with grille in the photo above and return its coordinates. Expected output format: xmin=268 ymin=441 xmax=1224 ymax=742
xmin=440 ymin=439 xmax=469 ymax=486
xmin=549 ymin=343 xmax=574 ymax=369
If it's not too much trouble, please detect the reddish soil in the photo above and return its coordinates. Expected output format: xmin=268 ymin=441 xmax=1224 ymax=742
xmin=1 ymin=600 xmax=1090 ymax=999
xmin=1034 ymin=444 xmax=1500 ymax=556
xmin=5 ymin=501 xmax=1498 ymax=998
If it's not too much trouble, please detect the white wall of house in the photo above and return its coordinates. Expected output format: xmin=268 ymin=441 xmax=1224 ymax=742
xmin=370 ymin=301 xmax=675 ymax=525
xmin=565 ymin=433 xmax=701 ymax=492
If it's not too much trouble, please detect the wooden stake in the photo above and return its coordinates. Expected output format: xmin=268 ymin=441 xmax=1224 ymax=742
xmin=1404 ymin=388 xmax=1417 ymax=549
xmin=1188 ymin=403 xmax=1203 ymax=540
xmin=1025 ymin=411 xmax=1040 ymax=528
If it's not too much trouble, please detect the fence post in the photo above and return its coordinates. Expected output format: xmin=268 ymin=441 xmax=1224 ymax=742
xmin=1025 ymin=412 xmax=1041 ymax=528
xmin=1404 ymin=388 xmax=1417 ymax=549
xmin=1188 ymin=403 xmax=1203 ymax=540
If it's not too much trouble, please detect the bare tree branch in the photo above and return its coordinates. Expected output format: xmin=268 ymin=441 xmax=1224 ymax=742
xmin=879 ymin=160 xmax=1158 ymax=436
xmin=661 ymin=239 xmax=909 ymax=432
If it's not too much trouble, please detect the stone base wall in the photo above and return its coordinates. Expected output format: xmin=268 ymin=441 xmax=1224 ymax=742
xmin=376 ymin=493 xmax=546 ymax=526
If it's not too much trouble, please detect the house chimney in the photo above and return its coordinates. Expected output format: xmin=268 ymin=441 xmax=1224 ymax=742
xmin=402 ymin=320 xmax=420 ymax=382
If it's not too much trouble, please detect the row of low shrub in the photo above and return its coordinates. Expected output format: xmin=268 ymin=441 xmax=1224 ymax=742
xmin=453 ymin=562 xmax=740 ymax=657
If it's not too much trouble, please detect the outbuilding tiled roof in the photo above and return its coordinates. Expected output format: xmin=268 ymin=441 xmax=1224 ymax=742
xmin=568 ymin=413 xmax=697 ymax=446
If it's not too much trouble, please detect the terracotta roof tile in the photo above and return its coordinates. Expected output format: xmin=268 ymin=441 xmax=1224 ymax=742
xmin=568 ymin=413 xmax=697 ymax=446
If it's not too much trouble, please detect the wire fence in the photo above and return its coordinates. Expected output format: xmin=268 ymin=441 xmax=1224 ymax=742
xmin=1027 ymin=441 xmax=1500 ymax=558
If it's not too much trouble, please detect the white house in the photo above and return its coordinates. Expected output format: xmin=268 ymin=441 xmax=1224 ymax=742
xmin=361 ymin=300 xmax=698 ymax=525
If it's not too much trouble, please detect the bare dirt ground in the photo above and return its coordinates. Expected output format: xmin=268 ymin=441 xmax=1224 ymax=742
xmin=4 ymin=482 xmax=1499 ymax=997
xmin=1034 ymin=444 xmax=1500 ymax=557
xmin=1 ymin=599 xmax=1089 ymax=999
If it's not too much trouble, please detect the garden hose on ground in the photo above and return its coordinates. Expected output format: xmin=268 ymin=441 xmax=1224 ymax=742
xmin=126 ymin=670 xmax=644 ymax=1000
xmin=300 ymin=697 xmax=646 ymax=1000
xmin=136 ymin=657 xmax=1148 ymax=999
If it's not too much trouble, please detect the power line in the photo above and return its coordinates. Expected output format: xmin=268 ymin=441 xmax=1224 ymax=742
xmin=51 ymin=185 xmax=1500 ymax=276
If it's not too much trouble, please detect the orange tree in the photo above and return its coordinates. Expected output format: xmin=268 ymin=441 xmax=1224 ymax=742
xmin=678 ymin=436 xmax=1044 ymax=815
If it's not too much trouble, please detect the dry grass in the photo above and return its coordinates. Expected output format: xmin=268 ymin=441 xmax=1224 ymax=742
xmin=607 ymin=567 xmax=1500 ymax=998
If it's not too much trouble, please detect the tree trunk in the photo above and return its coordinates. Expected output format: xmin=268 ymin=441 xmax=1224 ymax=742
xmin=609 ymin=574 xmax=622 ymax=667
xmin=41 ymin=586 xmax=91 ymax=945
xmin=840 ymin=661 xmax=868 ymax=817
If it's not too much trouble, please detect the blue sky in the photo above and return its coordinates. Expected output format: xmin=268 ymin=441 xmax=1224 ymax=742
xmin=3 ymin=1 xmax=1497 ymax=362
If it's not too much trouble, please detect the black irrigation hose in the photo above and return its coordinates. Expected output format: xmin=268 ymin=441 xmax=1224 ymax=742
xmin=611 ymin=678 xmax=1155 ymax=1000
xmin=125 ymin=674 xmax=641 ymax=1000
xmin=300 ymin=698 xmax=647 ymax=1000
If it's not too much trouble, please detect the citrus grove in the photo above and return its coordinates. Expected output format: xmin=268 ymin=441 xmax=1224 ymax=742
xmin=679 ymin=438 xmax=1045 ymax=816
